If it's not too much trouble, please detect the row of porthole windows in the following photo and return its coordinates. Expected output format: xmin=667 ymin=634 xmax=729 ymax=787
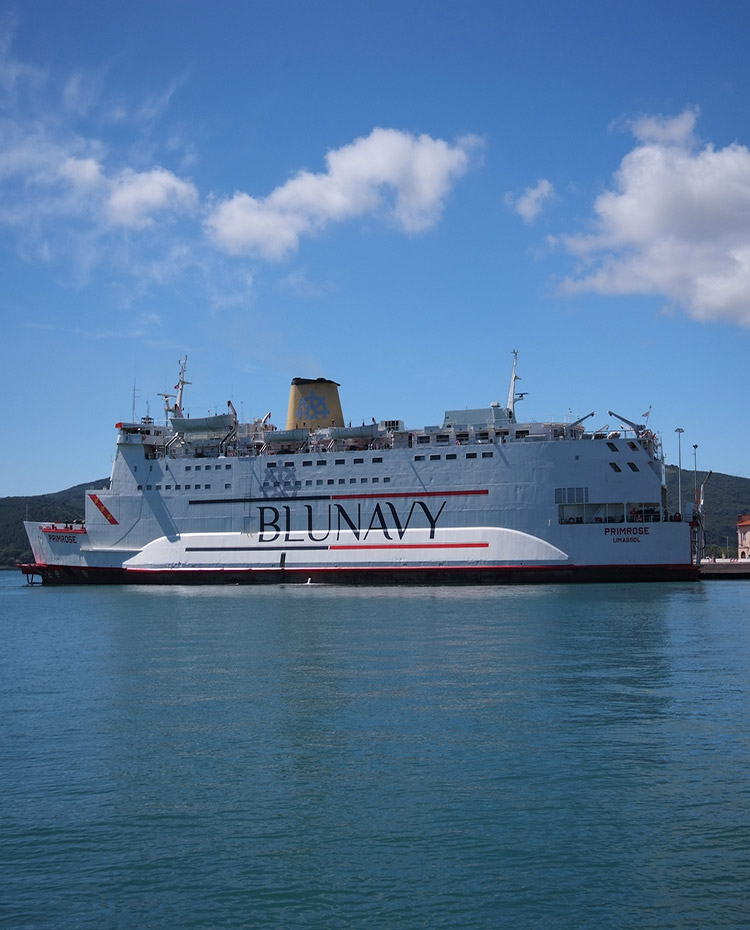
xmin=414 ymin=451 xmax=494 ymax=461
xmin=137 ymin=483 xmax=234 ymax=491
xmin=134 ymin=462 xmax=233 ymax=473
xmin=266 ymin=456 xmax=384 ymax=469
xmin=184 ymin=463 xmax=232 ymax=472
xmin=263 ymin=477 xmax=391 ymax=489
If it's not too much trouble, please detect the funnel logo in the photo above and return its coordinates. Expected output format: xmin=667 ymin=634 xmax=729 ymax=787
xmin=296 ymin=392 xmax=330 ymax=422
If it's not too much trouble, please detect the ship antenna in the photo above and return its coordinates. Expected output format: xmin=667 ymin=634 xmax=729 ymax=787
xmin=131 ymin=371 xmax=140 ymax=423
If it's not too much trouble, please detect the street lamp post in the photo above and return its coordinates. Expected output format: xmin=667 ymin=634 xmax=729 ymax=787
xmin=693 ymin=444 xmax=699 ymax=516
xmin=675 ymin=428 xmax=684 ymax=517
xmin=693 ymin=443 xmax=701 ymax=565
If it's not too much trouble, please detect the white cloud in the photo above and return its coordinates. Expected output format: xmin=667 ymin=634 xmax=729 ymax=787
xmin=507 ymin=178 xmax=554 ymax=223
xmin=60 ymin=156 xmax=105 ymax=188
xmin=205 ymin=128 xmax=481 ymax=260
xmin=106 ymin=166 xmax=198 ymax=228
xmin=0 ymin=27 xmax=479 ymax=282
xmin=560 ymin=109 xmax=750 ymax=326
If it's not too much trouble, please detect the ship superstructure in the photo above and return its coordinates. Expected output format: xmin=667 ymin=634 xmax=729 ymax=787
xmin=22 ymin=354 xmax=695 ymax=584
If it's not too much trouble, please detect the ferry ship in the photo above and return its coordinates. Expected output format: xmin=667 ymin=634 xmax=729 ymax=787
xmin=21 ymin=354 xmax=695 ymax=585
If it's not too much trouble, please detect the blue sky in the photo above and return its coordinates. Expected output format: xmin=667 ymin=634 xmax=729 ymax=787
xmin=2 ymin=0 xmax=749 ymax=495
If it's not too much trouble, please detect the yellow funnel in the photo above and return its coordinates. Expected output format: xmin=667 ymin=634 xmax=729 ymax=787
xmin=286 ymin=378 xmax=344 ymax=430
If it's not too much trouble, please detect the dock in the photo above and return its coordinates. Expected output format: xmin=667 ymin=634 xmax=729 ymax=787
xmin=699 ymin=560 xmax=750 ymax=579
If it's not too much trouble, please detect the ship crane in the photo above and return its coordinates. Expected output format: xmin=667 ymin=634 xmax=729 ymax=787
xmin=608 ymin=409 xmax=645 ymax=437
xmin=158 ymin=392 xmax=176 ymax=425
xmin=564 ymin=411 xmax=595 ymax=436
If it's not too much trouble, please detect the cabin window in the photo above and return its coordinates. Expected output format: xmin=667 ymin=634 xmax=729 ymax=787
xmin=335 ymin=459 xmax=345 ymax=465
xmin=175 ymin=484 xmax=181 ymax=490
xmin=303 ymin=460 xmax=312 ymax=466
xmin=266 ymin=462 xmax=276 ymax=468
xmin=225 ymin=483 xmax=231 ymax=489
xmin=186 ymin=465 xmax=192 ymax=471
xmin=137 ymin=485 xmax=143 ymax=490
xmin=627 ymin=502 xmax=661 ymax=523
xmin=195 ymin=466 xmax=201 ymax=471
xmin=555 ymin=487 xmax=589 ymax=504
xmin=328 ymin=479 xmax=334 ymax=485
xmin=285 ymin=461 xmax=294 ymax=467
xmin=185 ymin=484 xmax=191 ymax=490
xmin=165 ymin=485 xmax=171 ymax=490
xmin=627 ymin=462 xmax=639 ymax=472
xmin=446 ymin=453 xmax=457 ymax=460
xmin=372 ymin=456 xmax=383 ymax=463
xmin=414 ymin=455 xmax=425 ymax=461
xmin=372 ymin=477 xmax=379 ymax=483
xmin=317 ymin=460 xmax=326 ymax=466
xmin=384 ymin=477 xmax=391 ymax=483
xmin=482 ymin=451 xmax=494 ymax=458
xmin=628 ymin=441 xmax=638 ymax=451
xmin=354 ymin=458 xmax=364 ymax=464
xmin=430 ymin=454 xmax=441 ymax=461
xmin=466 ymin=452 xmax=477 ymax=459
xmin=225 ymin=464 xmax=231 ymax=470
xmin=606 ymin=442 xmax=618 ymax=452
xmin=609 ymin=462 xmax=622 ymax=473
xmin=316 ymin=479 xmax=323 ymax=486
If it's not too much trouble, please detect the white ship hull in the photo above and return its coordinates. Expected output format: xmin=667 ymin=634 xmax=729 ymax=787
xmin=21 ymin=359 xmax=696 ymax=585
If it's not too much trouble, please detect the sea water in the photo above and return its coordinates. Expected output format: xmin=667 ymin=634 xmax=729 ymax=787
xmin=1 ymin=573 xmax=749 ymax=929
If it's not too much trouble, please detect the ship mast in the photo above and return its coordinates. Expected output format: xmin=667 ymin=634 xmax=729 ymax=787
xmin=507 ymin=350 xmax=518 ymax=414
xmin=174 ymin=356 xmax=190 ymax=417
xmin=506 ymin=349 xmax=526 ymax=419
xmin=159 ymin=356 xmax=191 ymax=422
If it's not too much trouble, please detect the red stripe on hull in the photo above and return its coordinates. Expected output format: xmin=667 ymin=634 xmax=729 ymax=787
xmin=329 ymin=542 xmax=490 ymax=551
xmin=330 ymin=489 xmax=488 ymax=501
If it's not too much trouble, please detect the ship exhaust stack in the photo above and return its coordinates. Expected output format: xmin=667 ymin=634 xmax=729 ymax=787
xmin=286 ymin=377 xmax=344 ymax=430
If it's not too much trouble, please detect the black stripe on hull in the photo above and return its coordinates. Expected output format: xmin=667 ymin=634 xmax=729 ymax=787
xmin=21 ymin=562 xmax=699 ymax=585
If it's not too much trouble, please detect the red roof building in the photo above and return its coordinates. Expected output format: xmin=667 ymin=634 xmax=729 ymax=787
xmin=738 ymin=514 xmax=750 ymax=559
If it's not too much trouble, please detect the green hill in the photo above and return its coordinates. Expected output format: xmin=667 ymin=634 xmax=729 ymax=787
xmin=2 ymin=467 xmax=749 ymax=568
xmin=665 ymin=466 xmax=748 ymax=558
